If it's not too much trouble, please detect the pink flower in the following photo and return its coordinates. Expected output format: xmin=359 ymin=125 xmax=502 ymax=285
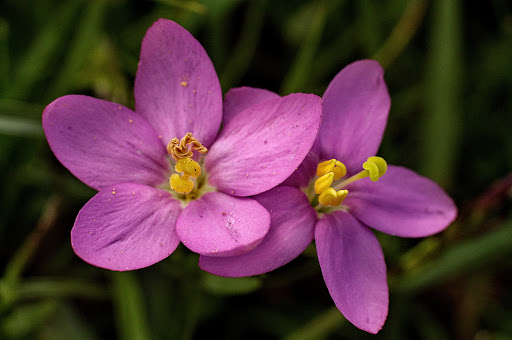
xmin=43 ymin=19 xmax=322 ymax=271
xmin=199 ymin=60 xmax=457 ymax=334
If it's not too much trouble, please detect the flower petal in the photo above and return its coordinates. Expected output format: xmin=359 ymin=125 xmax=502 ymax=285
xmin=316 ymin=211 xmax=388 ymax=334
xmin=320 ymin=60 xmax=390 ymax=173
xmin=206 ymin=93 xmax=322 ymax=196
xmin=281 ymin=140 xmax=320 ymax=187
xmin=345 ymin=165 xmax=457 ymax=237
xmin=43 ymin=95 xmax=169 ymax=190
xmin=223 ymin=86 xmax=280 ymax=126
xmin=199 ymin=186 xmax=316 ymax=276
xmin=176 ymin=192 xmax=270 ymax=256
xmin=71 ymin=183 xmax=181 ymax=271
xmin=134 ymin=19 xmax=222 ymax=147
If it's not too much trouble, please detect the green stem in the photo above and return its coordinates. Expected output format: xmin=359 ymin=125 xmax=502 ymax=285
xmin=282 ymin=305 xmax=345 ymax=340
xmin=3 ymin=196 xmax=60 ymax=286
xmin=220 ymin=0 xmax=267 ymax=89
xmin=111 ymin=271 xmax=152 ymax=340
xmin=373 ymin=0 xmax=429 ymax=68
xmin=280 ymin=1 xmax=326 ymax=94
xmin=14 ymin=277 xmax=108 ymax=300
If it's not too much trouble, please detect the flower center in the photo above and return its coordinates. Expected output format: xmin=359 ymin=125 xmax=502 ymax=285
xmin=167 ymin=133 xmax=207 ymax=194
xmin=313 ymin=156 xmax=387 ymax=206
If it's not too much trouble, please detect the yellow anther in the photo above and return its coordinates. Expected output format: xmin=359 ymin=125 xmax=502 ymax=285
xmin=175 ymin=158 xmax=201 ymax=178
xmin=316 ymin=159 xmax=347 ymax=180
xmin=332 ymin=160 xmax=347 ymax=180
xmin=313 ymin=156 xmax=386 ymax=207
xmin=167 ymin=132 xmax=208 ymax=161
xmin=170 ymin=174 xmax=194 ymax=194
xmin=314 ymin=172 xmax=335 ymax=194
xmin=331 ymin=189 xmax=348 ymax=206
xmin=318 ymin=188 xmax=348 ymax=206
xmin=362 ymin=156 xmax=387 ymax=182
xmin=167 ymin=133 xmax=208 ymax=195
xmin=317 ymin=159 xmax=336 ymax=177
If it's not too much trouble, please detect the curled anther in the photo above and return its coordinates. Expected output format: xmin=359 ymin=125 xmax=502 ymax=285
xmin=362 ymin=156 xmax=387 ymax=182
xmin=167 ymin=132 xmax=208 ymax=161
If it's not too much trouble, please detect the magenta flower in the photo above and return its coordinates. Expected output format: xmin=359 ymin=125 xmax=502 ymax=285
xmin=199 ymin=60 xmax=457 ymax=333
xmin=43 ymin=19 xmax=322 ymax=271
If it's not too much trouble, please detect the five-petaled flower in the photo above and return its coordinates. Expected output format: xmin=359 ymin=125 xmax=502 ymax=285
xmin=199 ymin=60 xmax=457 ymax=334
xmin=43 ymin=19 xmax=322 ymax=271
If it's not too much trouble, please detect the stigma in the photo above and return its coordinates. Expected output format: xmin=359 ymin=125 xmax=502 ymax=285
xmin=167 ymin=133 xmax=207 ymax=194
xmin=314 ymin=156 xmax=387 ymax=207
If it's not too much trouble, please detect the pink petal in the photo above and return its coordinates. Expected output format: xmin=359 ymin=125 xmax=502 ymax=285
xmin=43 ymin=95 xmax=169 ymax=191
xmin=199 ymin=186 xmax=316 ymax=276
xmin=176 ymin=192 xmax=270 ymax=256
xmin=71 ymin=183 xmax=181 ymax=271
xmin=316 ymin=211 xmax=388 ymax=334
xmin=206 ymin=93 xmax=322 ymax=196
xmin=134 ymin=19 xmax=222 ymax=147
xmin=281 ymin=140 xmax=320 ymax=187
xmin=320 ymin=60 xmax=390 ymax=173
xmin=345 ymin=165 xmax=457 ymax=237
xmin=223 ymin=86 xmax=280 ymax=126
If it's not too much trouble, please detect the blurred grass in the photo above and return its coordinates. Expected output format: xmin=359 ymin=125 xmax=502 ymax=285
xmin=4 ymin=0 xmax=85 ymax=100
xmin=421 ymin=0 xmax=462 ymax=188
xmin=1 ymin=0 xmax=511 ymax=339
xmin=111 ymin=272 xmax=151 ymax=340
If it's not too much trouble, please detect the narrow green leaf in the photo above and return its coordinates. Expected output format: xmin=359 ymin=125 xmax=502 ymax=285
xmin=3 ymin=196 xmax=60 ymax=288
xmin=200 ymin=0 xmax=244 ymax=17
xmin=15 ymin=277 xmax=108 ymax=301
xmin=420 ymin=0 xmax=462 ymax=188
xmin=220 ymin=0 xmax=267 ymax=89
xmin=281 ymin=1 xmax=326 ymax=94
xmin=203 ymin=0 xmax=245 ymax=68
xmin=396 ymin=221 xmax=512 ymax=293
xmin=47 ymin=0 xmax=109 ymax=99
xmin=282 ymin=306 xmax=345 ymax=340
xmin=153 ymin=0 xmax=208 ymax=15
xmin=0 ymin=19 xmax=9 ymax=94
xmin=311 ymin=24 xmax=356 ymax=84
xmin=5 ymin=0 xmax=84 ymax=100
xmin=111 ymin=271 xmax=151 ymax=340
xmin=39 ymin=302 xmax=99 ymax=340
xmin=358 ymin=0 xmax=382 ymax=55
xmin=373 ymin=0 xmax=429 ymax=68
xmin=1 ymin=300 xmax=57 ymax=338
xmin=202 ymin=273 xmax=262 ymax=295
xmin=0 ymin=99 xmax=45 ymax=119
xmin=0 ymin=116 xmax=43 ymax=137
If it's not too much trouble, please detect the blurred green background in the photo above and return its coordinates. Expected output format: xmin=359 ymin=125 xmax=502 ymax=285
xmin=1 ymin=0 xmax=511 ymax=339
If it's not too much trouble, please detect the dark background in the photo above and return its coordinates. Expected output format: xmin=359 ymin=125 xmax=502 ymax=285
xmin=0 ymin=0 xmax=511 ymax=338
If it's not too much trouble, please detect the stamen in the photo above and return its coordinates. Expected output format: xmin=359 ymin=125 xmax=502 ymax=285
xmin=314 ymin=172 xmax=335 ymax=194
xmin=175 ymin=157 xmax=201 ymax=177
xmin=167 ymin=132 xmax=207 ymax=161
xmin=170 ymin=173 xmax=194 ymax=194
xmin=332 ymin=160 xmax=347 ymax=180
xmin=318 ymin=188 xmax=348 ymax=206
xmin=313 ymin=156 xmax=387 ymax=207
xmin=316 ymin=159 xmax=347 ymax=180
xmin=363 ymin=156 xmax=387 ymax=181
xmin=334 ymin=156 xmax=387 ymax=189
xmin=167 ymin=133 xmax=207 ymax=194
xmin=316 ymin=159 xmax=336 ymax=177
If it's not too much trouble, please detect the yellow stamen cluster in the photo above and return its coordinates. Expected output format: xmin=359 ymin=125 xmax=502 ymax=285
xmin=167 ymin=133 xmax=207 ymax=194
xmin=314 ymin=156 xmax=387 ymax=206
